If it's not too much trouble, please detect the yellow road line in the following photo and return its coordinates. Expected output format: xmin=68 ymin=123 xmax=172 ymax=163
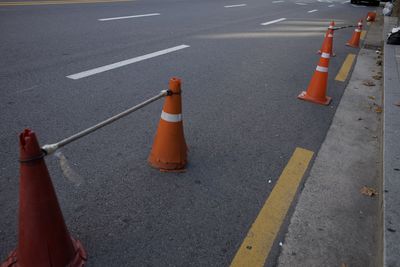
xmin=335 ymin=53 xmax=356 ymax=82
xmin=360 ymin=30 xmax=366 ymax=40
xmin=230 ymin=147 xmax=314 ymax=267
xmin=0 ymin=0 xmax=133 ymax=6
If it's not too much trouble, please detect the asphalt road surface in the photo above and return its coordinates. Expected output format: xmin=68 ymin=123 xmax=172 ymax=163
xmin=0 ymin=0 xmax=375 ymax=266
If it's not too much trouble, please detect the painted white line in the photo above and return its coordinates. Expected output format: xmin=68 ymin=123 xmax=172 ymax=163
xmin=307 ymin=9 xmax=318 ymax=13
xmin=328 ymin=4 xmax=335 ymax=7
xmin=295 ymin=2 xmax=307 ymax=4
xmin=342 ymin=0 xmax=350 ymax=3
xmin=98 ymin=13 xmax=160 ymax=21
xmin=224 ymin=4 xmax=246 ymax=7
xmin=272 ymin=0 xmax=284 ymax=3
xmin=261 ymin=17 xmax=286 ymax=26
xmin=67 ymin=45 xmax=190 ymax=80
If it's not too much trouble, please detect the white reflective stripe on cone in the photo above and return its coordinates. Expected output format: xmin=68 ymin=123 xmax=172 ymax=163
xmin=355 ymin=29 xmax=361 ymax=32
xmin=161 ymin=111 xmax=182 ymax=122
xmin=328 ymin=34 xmax=333 ymax=37
xmin=316 ymin=65 xmax=328 ymax=72
xmin=321 ymin=53 xmax=330 ymax=59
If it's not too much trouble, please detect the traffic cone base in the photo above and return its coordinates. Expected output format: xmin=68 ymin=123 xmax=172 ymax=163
xmin=346 ymin=42 xmax=359 ymax=48
xmin=298 ymin=91 xmax=332 ymax=105
xmin=2 ymin=237 xmax=86 ymax=267
xmin=148 ymin=77 xmax=188 ymax=172
xmin=148 ymin=120 xmax=187 ymax=172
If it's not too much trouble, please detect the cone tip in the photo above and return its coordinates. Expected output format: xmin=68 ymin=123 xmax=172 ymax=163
xmin=19 ymin=128 xmax=41 ymax=158
xmin=19 ymin=129 xmax=35 ymax=148
xmin=169 ymin=77 xmax=181 ymax=94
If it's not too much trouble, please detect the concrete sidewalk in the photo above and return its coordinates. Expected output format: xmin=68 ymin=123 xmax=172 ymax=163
xmin=382 ymin=13 xmax=400 ymax=267
xmin=277 ymin=15 xmax=384 ymax=267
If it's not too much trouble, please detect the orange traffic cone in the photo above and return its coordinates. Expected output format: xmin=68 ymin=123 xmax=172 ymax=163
xmin=366 ymin=12 xmax=376 ymax=22
xmin=148 ymin=77 xmax=187 ymax=172
xmin=298 ymin=42 xmax=332 ymax=105
xmin=346 ymin=20 xmax=363 ymax=48
xmin=317 ymin=21 xmax=336 ymax=57
xmin=1 ymin=129 xmax=86 ymax=267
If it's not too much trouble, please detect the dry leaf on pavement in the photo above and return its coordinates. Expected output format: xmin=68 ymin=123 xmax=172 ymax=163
xmin=375 ymin=106 xmax=383 ymax=113
xmin=363 ymin=80 xmax=376 ymax=86
xmin=368 ymin=96 xmax=376 ymax=100
xmin=360 ymin=186 xmax=378 ymax=197
xmin=372 ymin=75 xmax=382 ymax=80
xmin=394 ymin=102 xmax=400 ymax=107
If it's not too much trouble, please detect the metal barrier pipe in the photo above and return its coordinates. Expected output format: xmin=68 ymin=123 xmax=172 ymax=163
xmin=333 ymin=25 xmax=356 ymax=30
xmin=42 ymin=89 xmax=169 ymax=155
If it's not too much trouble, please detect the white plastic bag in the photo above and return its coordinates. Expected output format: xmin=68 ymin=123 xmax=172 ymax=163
xmin=383 ymin=1 xmax=394 ymax=16
xmin=383 ymin=7 xmax=392 ymax=16
xmin=391 ymin=27 xmax=400 ymax=33
xmin=386 ymin=2 xmax=393 ymax=7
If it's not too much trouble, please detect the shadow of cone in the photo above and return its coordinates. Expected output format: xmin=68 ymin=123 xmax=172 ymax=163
xmin=346 ymin=20 xmax=363 ymax=48
xmin=298 ymin=44 xmax=332 ymax=105
xmin=317 ymin=21 xmax=336 ymax=57
xmin=148 ymin=78 xmax=187 ymax=172
xmin=1 ymin=129 xmax=87 ymax=267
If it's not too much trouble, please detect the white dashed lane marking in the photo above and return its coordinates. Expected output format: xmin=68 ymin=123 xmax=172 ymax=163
xmin=260 ymin=17 xmax=286 ymax=26
xmin=224 ymin=4 xmax=246 ymax=7
xmin=67 ymin=45 xmax=190 ymax=80
xmin=98 ymin=13 xmax=160 ymax=21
